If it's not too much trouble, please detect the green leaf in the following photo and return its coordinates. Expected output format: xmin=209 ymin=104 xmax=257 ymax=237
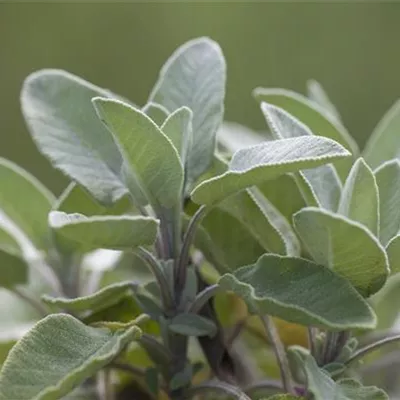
xmin=0 ymin=247 xmax=28 ymax=289
xmin=142 ymin=101 xmax=169 ymax=126
xmin=387 ymin=234 xmax=400 ymax=275
xmin=93 ymin=98 xmax=183 ymax=209
xmin=169 ymin=313 xmax=217 ymax=337
xmin=292 ymin=350 xmax=388 ymax=400
xmin=219 ymin=255 xmax=376 ymax=330
xmin=364 ymin=99 xmax=400 ymax=169
xmin=190 ymin=209 xmax=265 ymax=272
xmin=54 ymin=183 xmax=132 ymax=217
xmin=49 ymin=211 xmax=159 ymax=251
xmin=267 ymin=396 xmax=305 ymax=400
xmin=293 ymin=207 xmax=388 ymax=297
xmin=149 ymin=37 xmax=226 ymax=184
xmin=257 ymin=174 xmax=306 ymax=226
xmin=307 ymin=79 xmax=341 ymax=122
xmin=21 ymin=70 xmax=127 ymax=205
xmin=0 ymin=314 xmax=141 ymax=400
xmin=253 ymin=88 xmax=358 ymax=155
xmin=191 ymin=136 xmax=350 ymax=206
xmin=217 ymin=121 xmax=267 ymax=153
xmin=374 ymin=160 xmax=400 ymax=245
xmin=260 ymin=102 xmax=342 ymax=211
xmin=338 ymin=158 xmax=379 ymax=235
xmin=160 ymin=106 xmax=193 ymax=190
xmin=169 ymin=363 xmax=192 ymax=391
xmin=41 ymin=281 xmax=134 ymax=314
xmin=0 ymin=158 xmax=54 ymax=249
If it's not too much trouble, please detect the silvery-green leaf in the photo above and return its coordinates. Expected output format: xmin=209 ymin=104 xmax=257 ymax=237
xmin=169 ymin=313 xmax=217 ymax=337
xmin=41 ymin=281 xmax=134 ymax=314
xmin=93 ymin=98 xmax=183 ymax=209
xmin=0 ymin=158 xmax=54 ymax=250
xmin=191 ymin=136 xmax=350 ymax=206
xmin=293 ymin=207 xmax=388 ymax=297
xmin=160 ymin=106 xmax=193 ymax=190
xmin=149 ymin=37 xmax=226 ymax=184
xmin=49 ymin=211 xmax=159 ymax=251
xmin=307 ymin=79 xmax=341 ymax=122
xmin=0 ymin=314 xmax=141 ymax=400
xmin=142 ymin=102 xmax=169 ymax=126
xmin=374 ymin=160 xmax=400 ymax=245
xmin=54 ymin=183 xmax=132 ymax=217
xmin=338 ymin=158 xmax=379 ymax=235
xmin=387 ymin=234 xmax=400 ymax=275
xmin=291 ymin=350 xmax=388 ymax=400
xmin=218 ymin=254 xmax=376 ymax=330
xmin=364 ymin=100 xmax=400 ymax=169
xmin=0 ymin=246 xmax=28 ymax=289
xmin=253 ymin=88 xmax=358 ymax=155
xmin=217 ymin=121 xmax=268 ymax=153
xmin=21 ymin=70 xmax=127 ymax=205
xmin=260 ymin=102 xmax=342 ymax=211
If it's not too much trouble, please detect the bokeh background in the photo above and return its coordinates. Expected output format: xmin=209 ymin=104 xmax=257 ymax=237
xmin=1 ymin=2 xmax=400 ymax=194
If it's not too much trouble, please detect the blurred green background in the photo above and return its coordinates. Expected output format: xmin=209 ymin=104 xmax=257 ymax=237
xmin=1 ymin=2 xmax=400 ymax=194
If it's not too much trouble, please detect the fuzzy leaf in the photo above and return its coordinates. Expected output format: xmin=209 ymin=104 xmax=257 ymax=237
xmin=294 ymin=207 xmax=388 ymax=297
xmin=253 ymin=88 xmax=358 ymax=154
xmin=54 ymin=183 xmax=131 ymax=217
xmin=93 ymin=98 xmax=183 ymax=208
xmin=149 ymin=37 xmax=226 ymax=184
xmin=169 ymin=313 xmax=217 ymax=337
xmin=292 ymin=350 xmax=388 ymax=400
xmin=191 ymin=136 xmax=350 ymax=206
xmin=338 ymin=158 xmax=379 ymax=235
xmin=49 ymin=211 xmax=159 ymax=251
xmin=260 ymin=102 xmax=342 ymax=211
xmin=387 ymin=234 xmax=400 ymax=275
xmin=375 ymin=160 xmax=400 ymax=245
xmin=0 ymin=314 xmax=141 ymax=400
xmin=307 ymin=79 xmax=341 ymax=122
xmin=41 ymin=282 xmax=134 ymax=314
xmin=142 ymin=102 xmax=169 ymax=126
xmin=0 ymin=158 xmax=54 ymax=249
xmin=218 ymin=255 xmax=376 ymax=330
xmin=21 ymin=70 xmax=127 ymax=205
xmin=364 ymin=100 xmax=400 ymax=169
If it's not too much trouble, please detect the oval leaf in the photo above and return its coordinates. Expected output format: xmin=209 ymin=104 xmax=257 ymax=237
xmin=0 ymin=158 xmax=54 ymax=250
xmin=41 ymin=281 xmax=135 ymax=314
xmin=93 ymin=98 xmax=183 ymax=209
xmin=149 ymin=37 xmax=226 ymax=184
xmin=387 ymin=234 xmax=400 ymax=275
xmin=374 ymin=160 xmax=400 ymax=245
xmin=21 ymin=70 xmax=127 ymax=205
xmin=293 ymin=207 xmax=388 ymax=297
xmin=0 ymin=314 xmax=141 ymax=400
xmin=49 ymin=211 xmax=159 ymax=251
xmin=218 ymin=254 xmax=376 ymax=330
xmin=191 ymin=136 xmax=350 ymax=206
xmin=307 ymin=79 xmax=341 ymax=122
xmin=142 ymin=102 xmax=169 ymax=126
xmin=338 ymin=158 xmax=379 ymax=235
xmin=364 ymin=99 xmax=400 ymax=169
xmin=169 ymin=313 xmax=217 ymax=337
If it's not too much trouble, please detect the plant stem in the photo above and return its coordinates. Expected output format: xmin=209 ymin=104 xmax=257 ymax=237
xmin=185 ymin=380 xmax=252 ymax=400
xmin=345 ymin=333 xmax=400 ymax=367
xmin=307 ymin=327 xmax=318 ymax=359
xmin=12 ymin=286 xmax=48 ymax=317
xmin=110 ymin=362 xmax=146 ymax=378
xmin=136 ymin=247 xmax=174 ymax=310
xmin=260 ymin=316 xmax=294 ymax=394
xmin=176 ymin=205 xmax=208 ymax=299
xmin=97 ymin=370 xmax=114 ymax=400
xmin=187 ymin=284 xmax=220 ymax=314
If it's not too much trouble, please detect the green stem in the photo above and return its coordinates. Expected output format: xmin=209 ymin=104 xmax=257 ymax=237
xmin=307 ymin=327 xmax=318 ymax=359
xmin=185 ymin=380 xmax=252 ymax=400
xmin=261 ymin=316 xmax=294 ymax=394
xmin=345 ymin=333 xmax=400 ymax=366
xmin=176 ymin=205 xmax=208 ymax=297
